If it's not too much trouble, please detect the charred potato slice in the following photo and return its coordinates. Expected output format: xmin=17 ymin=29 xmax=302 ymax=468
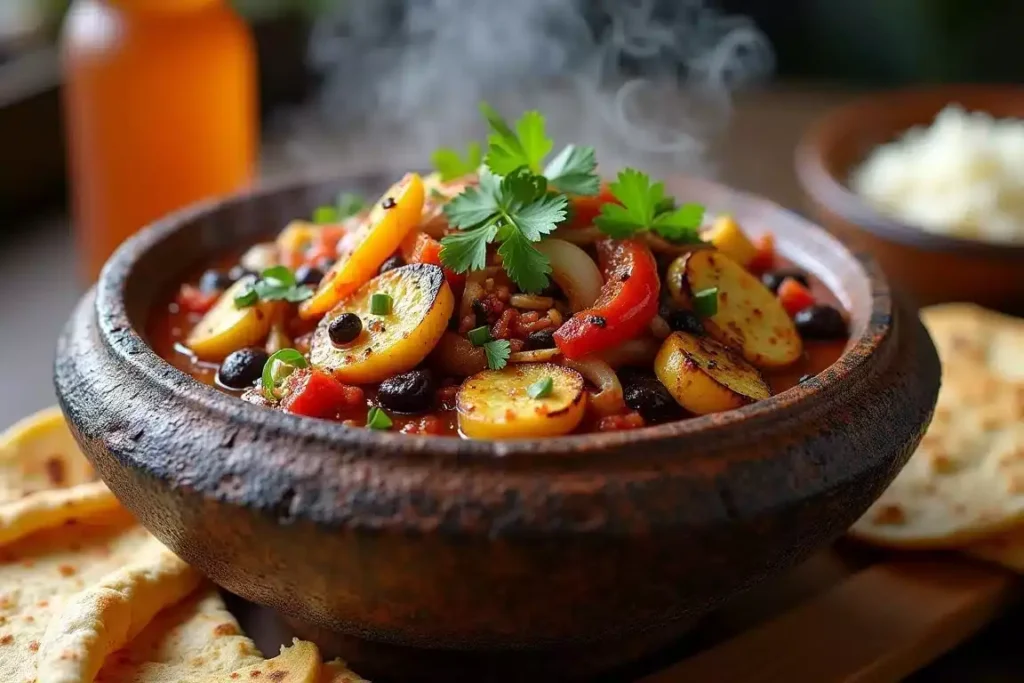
xmin=674 ymin=250 xmax=802 ymax=368
xmin=310 ymin=264 xmax=454 ymax=384
xmin=457 ymin=363 xmax=586 ymax=439
xmin=704 ymin=215 xmax=757 ymax=267
xmin=300 ymin=173 xmax=425 ymax=320
xmin=185 ymin=278 xmax=276 ymax=362
xmin=655 ymin=332 xmax=771 ymax=415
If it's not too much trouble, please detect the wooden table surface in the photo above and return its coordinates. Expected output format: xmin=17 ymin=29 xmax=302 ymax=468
xmin=1 ymin=85 xmax=1021 ymax=681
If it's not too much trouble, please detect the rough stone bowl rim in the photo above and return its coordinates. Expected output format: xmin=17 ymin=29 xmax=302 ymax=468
xmin=94 ymin=172 xmax=892 ymax=464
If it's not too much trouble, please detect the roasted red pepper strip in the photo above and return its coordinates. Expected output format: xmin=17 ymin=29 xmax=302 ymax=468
xmin=280 ymin=368 xmax=364 ymax=419
xmin=400 ymin=232 xmax=466 ymax=295
xmin=553 ymin=239 xmax=659 ymax=359
xmin=565 ymin=185 xmax=619 ymax=230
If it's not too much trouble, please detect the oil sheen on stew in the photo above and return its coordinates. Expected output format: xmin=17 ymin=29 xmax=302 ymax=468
xmin=147 ymin=171 xmax=849 ymax=439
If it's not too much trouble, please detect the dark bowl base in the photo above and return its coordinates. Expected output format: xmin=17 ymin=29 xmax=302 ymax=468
xmin=285 ymin=615 xmax=700 ymax=683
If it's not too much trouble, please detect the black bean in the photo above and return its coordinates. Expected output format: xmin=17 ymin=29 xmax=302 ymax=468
xmin=665 ymin=309 xmax=704 ymax=336
xmin=198 ymin=269 xmax=233 ymax=293
xmin=761 ymin=269 xmax=810 ymax=294
xmin=525 ymin=329 xmax=556 ymax=350
xmin=328 ymin=313 xmax=363 ymax=346
xmin=620 ymin=370 xmax=681 ymax=423
xmin=379 ymin=254 xmax=405 ymax=275
xmin=217 ymin=348 xmax=269 ymax=390
xmin=382 ymin=196 xmax=397 ymax=210
xmin=227 ymin=264 xmax=255 ymax=283
xmin=377 ymin=370 xmax=435 ymax=413
xmin=794 ymin=304 xmax=848 ymax=340
xmin=294 ymin=264 xmax=324 ymax=287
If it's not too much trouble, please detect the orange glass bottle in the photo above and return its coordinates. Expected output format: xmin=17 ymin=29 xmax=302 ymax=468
xmin=62 ymin=0 xmax=257 ymax=281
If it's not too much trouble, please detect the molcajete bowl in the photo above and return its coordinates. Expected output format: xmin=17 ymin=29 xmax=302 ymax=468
xmin=53 ymin=173 xmax=939 ymax=682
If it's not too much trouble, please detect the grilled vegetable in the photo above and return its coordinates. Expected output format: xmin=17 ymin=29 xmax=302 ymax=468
xmin=672 ymin=250 xmax=803 ymax=368
xmin=457 ymin=363 xmax=586 ymax=439
xmin=704 ymin=215 xmax=757 ymax=267
xmin=300 ymin=173 xmax=425 ymax=319
xmin=309 ymin=264 xmax=453 ymax=384
xmin=185 ymin=278 xmax=277 ymax=362
xmin=655 ymin=332 xmax=771 ymax=415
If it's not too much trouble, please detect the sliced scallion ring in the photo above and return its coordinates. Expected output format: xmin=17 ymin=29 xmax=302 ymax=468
xmin=262 ymin=348 xmax=309 ymax=400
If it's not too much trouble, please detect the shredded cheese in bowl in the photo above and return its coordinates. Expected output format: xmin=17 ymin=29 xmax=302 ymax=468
xmin=851 ymin=105 xmax=1024 ymax=243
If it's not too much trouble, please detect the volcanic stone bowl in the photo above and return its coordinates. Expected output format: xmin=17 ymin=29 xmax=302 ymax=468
xmin=54 ymin=173 xmax=939 ymax=682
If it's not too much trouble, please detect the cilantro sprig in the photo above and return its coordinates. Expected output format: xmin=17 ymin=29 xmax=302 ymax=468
xmin=234 ymin=266 xmax=313 ymax=308
xmin=483 ymin=339 xmax=511 ymax=370
xmin=431 ymin=142 xmax=482 ymax=182
xmin=440 ymin=168 xmax=566 ymax=293
xmin=595 ymin=169 xmax=705 ymax=243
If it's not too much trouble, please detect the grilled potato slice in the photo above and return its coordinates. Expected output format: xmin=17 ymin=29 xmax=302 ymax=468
xmin=673 ymin=250 xmax=802 ymax=368
xmin=310 ymin=264 xmax=454 ymax=384
xmin=655 ymin=332 xmax=771 ymax=415
xmin=185 ymin=278 xmax=276 ymax=362
xmin=704 ymin=215 xmax=757 ymax=267
xmin=300 ymin=173 xmax=425 ymax=319
xmin=457 ymin=363 xmax=586 ymax=439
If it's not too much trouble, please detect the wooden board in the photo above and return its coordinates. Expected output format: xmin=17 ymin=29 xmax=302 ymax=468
xmin=233 ymin=544 xmax=1019 ymax=683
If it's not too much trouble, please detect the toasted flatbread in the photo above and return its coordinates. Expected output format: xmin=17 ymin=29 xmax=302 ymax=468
xmin=851 ymin=304 xmax=1024 ymax=548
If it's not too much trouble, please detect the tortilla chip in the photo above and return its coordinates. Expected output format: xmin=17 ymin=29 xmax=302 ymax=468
xmin=94 ymin=589 xmax=265 ymax=682
xmin=38 ymin=539 xmax=202 ymax=683
xmin=851 ymin=304 xmax=1024 ymax=548
xmin=0 ymin=408 xmax=119 ymax=548
xmin=320 ymin=659 xmax=370 ymax=683
xmin=199 ymin=639 xmax=320 ymax=683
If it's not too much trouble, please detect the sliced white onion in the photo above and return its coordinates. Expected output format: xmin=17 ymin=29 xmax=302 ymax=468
xmin=536 ymin=239 xmax=604 ymax=312
xmin=597 ymin=337 xmax=661 ymax=368
xmin=510 ymin=294 xmax=555 ymax=310
xmin=563 ymin=358 xmax=625 ymax=417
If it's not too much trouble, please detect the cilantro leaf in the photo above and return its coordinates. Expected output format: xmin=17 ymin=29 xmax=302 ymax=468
xmin=651 ymin=203 xmax=705 ymax=243
xmin=480 ymin=102 xmax=552 ymax=175
xmin=543 ymin=144 xmax=599 ymax=196
xmin=431 ymin=141 xmax=482 ymax=182
xmin=595 ymin=168 xmax=705 ymax=243
xmin=483 ymin=339 xmax=511 ymax=370
xmin=497 ymin=229 xmax=552 ymax=294
xmin=440 ymin=168 xmax=565 ymax=293
xmin=438 ymin=221 xmax=498 ymax=274
xmin=237 ymin=266 xmax=313 ymax=307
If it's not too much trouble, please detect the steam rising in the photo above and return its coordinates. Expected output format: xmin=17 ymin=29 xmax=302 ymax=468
xmin=277 ymin=0 xmax=773 ymax=179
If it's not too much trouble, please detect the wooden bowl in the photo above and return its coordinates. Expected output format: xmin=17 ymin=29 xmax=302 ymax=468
xmin=53 ymin=174 xmax=939 ymax=682
xmin=796 ymin=85 xmax=1024 ymax=314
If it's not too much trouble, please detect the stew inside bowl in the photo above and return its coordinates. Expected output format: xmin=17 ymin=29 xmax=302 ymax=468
xmin=147 ymin=106 xmax=849 ymax=439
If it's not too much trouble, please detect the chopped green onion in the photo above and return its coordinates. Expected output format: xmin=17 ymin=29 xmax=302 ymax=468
xmin=693 ymin=287 xmax=719 ymax=318
xmin=370 ymin=293 xmax=392 ymax=315
xmin=312 ymin=205 xmax=339 ymax=224
xmin=527 ymin=376 xmax=553 ymax=399
xmin=233 ymin=286 xmax=258 ymax=308
xmin=261 ymin=349 xmax=309 ymax=400
xmin=260 ymin=265 xmax=296 ymax=288
xmin=467 ymin=325 xmax=492 ymax=347
xmin=366 ymin=406 xmax=393 ymax=430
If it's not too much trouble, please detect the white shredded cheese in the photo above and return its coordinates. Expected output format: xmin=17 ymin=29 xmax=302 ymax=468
xmin=851 ymin=105 xmax=1024 ymax=243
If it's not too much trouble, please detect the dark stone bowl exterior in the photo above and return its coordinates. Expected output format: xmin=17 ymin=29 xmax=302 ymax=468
xmin=53 ymin=174 xmax=939 ymax=681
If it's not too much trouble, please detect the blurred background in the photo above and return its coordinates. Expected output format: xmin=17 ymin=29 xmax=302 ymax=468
xmin=0 ymin=0 xmax=1021 ymax=420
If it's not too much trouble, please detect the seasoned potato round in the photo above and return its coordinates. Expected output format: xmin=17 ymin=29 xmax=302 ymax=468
xmin=300 ymin=173 xmax=425 ymax=320
xmin=310 ymin=264 xmax=454 ymax=384
xmin=457 ymin=363 xmax=587 ymax=439
xmin=675 ymin=250 xmax=803 ymax=368
xmin=185 ymin=278 xmax=277 ymax=362
xmin=655 ymin=332 xmax=771 ymax=415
